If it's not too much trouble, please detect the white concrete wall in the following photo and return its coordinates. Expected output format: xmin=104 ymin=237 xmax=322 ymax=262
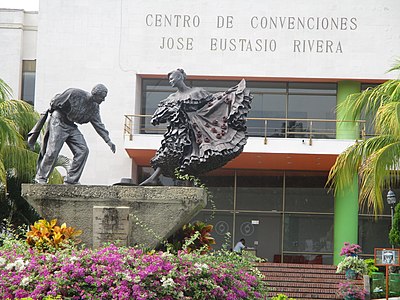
xmin=0 ymin=9 xmax=24 ymax=98
xmin=0 ymin=9 xmax=37 ymax=99
xmin=35 ymin=1 xmax=134 ymax=185
xmin=119 ymin=0 xmax=400 ymax=79
xmin=32 ymin=0 xmax=400 ymax=185
xmin=127 ymin=134 xmax=356 ymax=156
xmin=22 ymin=11 xmax=38 ymax=59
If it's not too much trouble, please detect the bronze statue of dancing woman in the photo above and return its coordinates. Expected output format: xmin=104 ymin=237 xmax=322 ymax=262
xmin=140 ymin=69 xmax=252 ymax=185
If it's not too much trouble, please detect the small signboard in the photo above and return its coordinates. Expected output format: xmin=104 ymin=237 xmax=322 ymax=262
xmin=374 ymin=248 xmax=400 ymax=266
xmin=374 ymin=248 xmax=400 ymax=300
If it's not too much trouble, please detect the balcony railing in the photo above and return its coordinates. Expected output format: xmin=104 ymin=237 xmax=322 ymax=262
xmin=124 ymin=114 xmax=366 ymax=145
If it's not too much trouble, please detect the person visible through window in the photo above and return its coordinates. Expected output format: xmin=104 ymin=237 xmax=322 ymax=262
xmin=233 ymin=238 xmax=246 ymax=254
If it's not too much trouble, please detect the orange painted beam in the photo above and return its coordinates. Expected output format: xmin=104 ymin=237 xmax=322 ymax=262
xmin=125 ymin=148 xmax=338 ymax=171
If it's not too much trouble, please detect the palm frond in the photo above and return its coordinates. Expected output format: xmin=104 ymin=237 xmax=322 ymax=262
xmin=387 ymin=58 xmax=400 ymax=74
xmin=337 ymin=79 xmax=400 ymax=124
xmin=327 ymin=141 xmax=364 ymax=193
xmin=0 ymin=117 xmax=25 ymax=149
xmin=3 ymin=145 xmax=66 ymax=185
xmin=358 ymin=141 xmax=400 ymax=215
xmin=0 ymin=99 xmax=39 ymax=137
xmin=2 ymin=145 xmax=38 ymax=183
xmin=0 ymin=160 xmax=6 ymax=191
xmin=337 ymin=89 xmax=377 ymax=123
xmin=375 ymin=101 xmax=400 ymax=137
xmin=0 ymin=78 xmax=13 ymax=102
xmin=377 ymin=80 xmax=400 ymax=105
xmin=55 ymin=155 xmax=71 ymax=172
xmin=328 ymin=135 xmax=397 ymax=193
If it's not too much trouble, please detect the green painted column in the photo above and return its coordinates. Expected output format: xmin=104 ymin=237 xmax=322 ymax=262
xmin=336 ymin=81 xmax=361 ymax=139
xmin=334 ymin=81 xmax=360 ymax=265
xmin=333 ymin=177 xmax=359 ymax=264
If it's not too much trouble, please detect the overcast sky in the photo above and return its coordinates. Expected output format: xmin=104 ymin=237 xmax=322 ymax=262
xmin=0 ymin=0 xmax=39 ymax=10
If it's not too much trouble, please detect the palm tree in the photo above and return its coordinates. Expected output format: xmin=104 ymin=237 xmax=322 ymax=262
xmin=0 ymin=79 xmax=38 ymax=191
xmin=0 ymin=78 xmax=67 ymax=225
xmin=328 ymin=60 xmax=400 ymax=216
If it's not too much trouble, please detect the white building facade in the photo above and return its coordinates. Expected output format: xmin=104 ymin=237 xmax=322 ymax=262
xmin=1 ymin=0 xmax=399 ymax=264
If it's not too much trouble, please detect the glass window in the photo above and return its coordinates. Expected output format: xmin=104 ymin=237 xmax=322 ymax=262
xmin=247 ymin=81 xmax=286 ymax=93
xmin=135 ymin=166 xmax=390 ymax=264
xmin=283 ymin=213 xmax=334 ymax=254
xmin=288 ymin=82 xmax=337 ymax=94
xmin=247 ymin=93 xmax=286 ymax=137
xmin=288 ymin=94 xmax=336 ymax=138
xmin=235 ymin=212 xmax=282 ymax=262
xmin=21 ymin=60 xmax=36 ymax=105
xmin=359 ymin=215 xmax=391 ymax=255
xmin=141 ymin=78 xmax=338 ymax=139
xmin=141 ymin=79 xmax=172 ymax=134
xmin=287 ymin=82 xmax=336 ymax=139
xmin=236 ymin=170 xmax=283 ymax=211
xmin=199 ymin=174 xmax=234 ymax=210
xmin=191 ymin=79 xmax=239 ymax=93
xmin=281 ymin=253 xmax=333 ymax=264
xmin=285 ymin=172 xmax=334 ymax=213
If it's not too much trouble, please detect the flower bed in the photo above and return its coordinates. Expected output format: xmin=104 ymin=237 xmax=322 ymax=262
xmin=337 ymin=281 xmax=367 ymax=300
xmin=0 ymin=243 xmax=268 ymax=299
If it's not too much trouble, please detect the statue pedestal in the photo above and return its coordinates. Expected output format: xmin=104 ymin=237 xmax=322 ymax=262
xmin=21 ymin=184 xmax=207 ymax=249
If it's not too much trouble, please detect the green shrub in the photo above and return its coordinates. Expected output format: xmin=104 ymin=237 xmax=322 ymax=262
xmin=365 ymin=258 xmax=379 ymax=276
xmin=336 ymin=256 xmax=368 ymax=276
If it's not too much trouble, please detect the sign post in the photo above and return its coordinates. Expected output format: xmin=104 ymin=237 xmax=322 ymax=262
xmin=374 ymin=248 xmax=400 ymax=300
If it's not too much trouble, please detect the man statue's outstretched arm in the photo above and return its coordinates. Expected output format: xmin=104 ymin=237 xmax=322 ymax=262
xmin=91 ymin=113 xmax=116 ymax=153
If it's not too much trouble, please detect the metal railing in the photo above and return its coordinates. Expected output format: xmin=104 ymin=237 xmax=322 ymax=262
xmin=124 ymin=114 xmax=366 ymax=145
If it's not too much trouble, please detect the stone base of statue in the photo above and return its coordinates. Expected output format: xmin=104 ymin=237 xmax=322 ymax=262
xmin=21 ymin=184 xmax=207 ymax=249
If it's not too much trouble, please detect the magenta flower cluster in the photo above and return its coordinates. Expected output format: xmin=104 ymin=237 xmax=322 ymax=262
xmin=340 ymin=242 xmax=362 ymax=256
xmin=337 ymin=281 xmax=367 ymax=300
xmin=0 ymin=244 xmax=267 ymax=299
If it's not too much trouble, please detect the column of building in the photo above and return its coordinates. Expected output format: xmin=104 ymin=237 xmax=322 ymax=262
xmin=333 ymin=81 xmax=361 ymax=265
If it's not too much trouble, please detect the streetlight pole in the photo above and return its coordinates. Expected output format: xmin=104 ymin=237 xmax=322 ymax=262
xmin=386 ymin=189 xmax=397 ymax=300
xmin=387 ymin=189 xmax=396 ymax=249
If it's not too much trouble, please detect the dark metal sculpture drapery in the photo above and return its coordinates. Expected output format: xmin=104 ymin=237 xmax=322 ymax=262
xmin=141 ymin=69 xmax=252 ymax=185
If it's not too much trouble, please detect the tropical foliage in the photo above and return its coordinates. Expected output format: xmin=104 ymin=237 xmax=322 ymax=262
xmin=364 ymin=258 xmax=379 ymax=276
xmin=336 ymin=256 xmax=368 ymax=276
xmin=0 ymin=79 xmax=41 ymax=225
xmin=389 ymin=202 xmax=400 ymax=247
xmin=0 ymin=79 xmax=38 ymax=194
xmin=0 ymin=79 xmax=68 ymax=225
xmin=26 ymin=219 xmax=82 ymax=251
xmin=328 ymin=60 xmax=400 ymax=215
xmin=166 ymin=221 xmax=216 ymax=254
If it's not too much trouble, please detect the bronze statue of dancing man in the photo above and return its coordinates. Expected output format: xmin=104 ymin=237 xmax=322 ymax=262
xmin=28 ymin=84 xmax=116 ymax=184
